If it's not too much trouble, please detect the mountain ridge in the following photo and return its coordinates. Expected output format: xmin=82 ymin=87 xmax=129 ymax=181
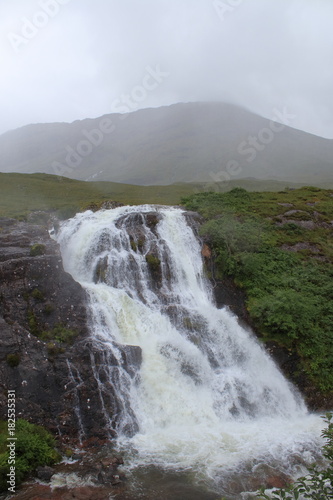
xmin=1 ymin=102 xmax=332 ymax=185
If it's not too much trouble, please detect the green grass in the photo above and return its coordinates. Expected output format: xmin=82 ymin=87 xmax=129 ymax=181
xmin=0 ymin=173 xmax=195 ymax=219
xmin=182 ymin=187 xmax=333 ymax=392
xmin=0 ymin=172 xmax=321 ymax=219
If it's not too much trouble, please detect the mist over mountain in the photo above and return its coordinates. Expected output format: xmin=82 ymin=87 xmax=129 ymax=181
xmin=1 ymin=102 xmax=332 ymax=186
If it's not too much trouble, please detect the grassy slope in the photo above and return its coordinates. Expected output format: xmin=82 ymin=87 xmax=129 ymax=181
xmin=0 ymin=173 xmax=194 ymax=218
xmin=1 ymin=172 xmax=332 ymax=394
xmin=182 ymin=187 xmax=333 ymax=394
xmin=0 ymin=172 xmax=314 ymax=219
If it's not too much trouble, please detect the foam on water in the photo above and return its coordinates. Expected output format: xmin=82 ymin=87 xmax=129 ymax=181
xmin=56 ymin=205 xmax=324 ymax=491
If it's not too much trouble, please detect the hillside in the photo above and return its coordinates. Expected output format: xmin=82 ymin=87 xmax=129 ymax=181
xmin=1 ymin=103 xmax=332 ymax=186
xmin=182 ymin=186 xmax=333 ymax=406
xmin=0 ymin=172 xmax=310 ymax=219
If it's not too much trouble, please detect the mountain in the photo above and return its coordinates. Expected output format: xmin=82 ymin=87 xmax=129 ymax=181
xmin=0 ymin=102 xmax=332 ymax=185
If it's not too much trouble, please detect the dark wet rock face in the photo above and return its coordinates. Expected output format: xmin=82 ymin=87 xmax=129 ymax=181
xmin=183 ymin=210 xmax=204 ymax=234
xmin=0 ymin=217 xmax=141 ymax=440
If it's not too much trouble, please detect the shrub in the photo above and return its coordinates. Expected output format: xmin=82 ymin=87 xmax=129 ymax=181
xmin=0 ymin=419 xmax=61 ymax=492
xmin=130 ymin=240 xmax=137 ymax=252
xmin=41 ymin=325 xmax=78 ymax=345
xmin=145 ymin=254 xmax=161 ymax=271
xmin=46 ymin=342 xmax=65 ymax=357
xmin=29 ymin=244 xmax=46 ymax=257
xmin=6 ymin=354 xmax=20 ymax=368
xmin=31 ymin=289 xmax=44 ymax=301
xmin=137 ymin=238 xmax=145 ymax=251
xmin=43 ymin=303 xmax=55 ymax=315
xmin=248 ymin=288 xmax=318 ymax=342
xmin=52 ymin=325 xmax=77 ymax=344
xmin=27 ymin=310 xmax=40 ymax=337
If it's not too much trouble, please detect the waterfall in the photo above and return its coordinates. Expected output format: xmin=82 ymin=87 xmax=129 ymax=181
xmin=56 ymin=205 xmax=323 ymax=493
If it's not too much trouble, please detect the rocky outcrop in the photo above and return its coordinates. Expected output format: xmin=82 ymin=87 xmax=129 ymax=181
xmin=13 ymin=445 xmax=128 ymax=500
xmin=0 ymin=216 xmax=140 ymax=441
xmin=275 ymin=209 xmax=333 ymax=229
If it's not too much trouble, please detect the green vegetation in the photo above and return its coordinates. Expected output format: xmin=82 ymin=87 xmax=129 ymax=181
xmin=26 ymin=307 xmax=78 ymax=349
xmin=0 ymin=419 xmax=61 ymax=492
xmin=257 ymin=413 xmax=333 ymax=499
xmin=182 ymin=187 xmax=333 ymax=392
xmin=145 ymin=254 xmax=161 ymax=271
xmin=130 ymin=239 xmax=138 ymax=252
xmin=0 ymin=172 xmax=322 ymax=220
xmin=31 ymin=288 xmax=45 ymax=301
xmin=27 ymin=309 xmax=40 ymax=337
xmin=43 ymin=303 xmax=55 ymax=315
xmin=6 ymin=353 xmax=20 ymax=368
xmin=46 ymin=342 xmax=65 ymax=357
xmin=137 ymin=238 xmax=145 ymax=251
xmin=0 ymin=172 xmax=196 ymax=219
xmin=29 ymin=244 xmax=46 ymax=256
xmin=40 ymin=324 xmax=78 ymax=345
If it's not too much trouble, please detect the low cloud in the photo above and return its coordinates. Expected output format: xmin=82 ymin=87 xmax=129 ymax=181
xmin=1 ymin=0 xmax=332 ymax=138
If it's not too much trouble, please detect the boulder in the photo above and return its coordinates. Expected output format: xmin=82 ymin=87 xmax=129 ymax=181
xmin=36 ymin=466 xmax=56 ymax=482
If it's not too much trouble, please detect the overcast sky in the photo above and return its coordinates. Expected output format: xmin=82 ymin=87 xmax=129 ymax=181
xmin=1 ymin=0 xmax=333 ymax=138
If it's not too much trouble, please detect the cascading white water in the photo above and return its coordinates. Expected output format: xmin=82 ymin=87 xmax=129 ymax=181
xmin=57 ymin=205 xmax=323 ymax=495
